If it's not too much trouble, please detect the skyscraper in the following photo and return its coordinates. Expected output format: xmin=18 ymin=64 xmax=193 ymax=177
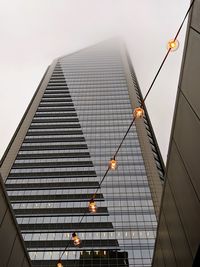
xmin=1 ymin=41 xmax=164 ymax=267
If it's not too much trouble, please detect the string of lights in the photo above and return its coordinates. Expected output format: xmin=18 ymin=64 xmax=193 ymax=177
xmin=142 ymin=0 xmax=195 ymax=104
xmin=57 ymin=1 xmax=196 ymax=265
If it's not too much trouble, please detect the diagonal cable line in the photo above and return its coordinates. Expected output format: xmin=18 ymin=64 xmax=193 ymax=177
xmin=142 ymin=0 xmax=196 ymax=104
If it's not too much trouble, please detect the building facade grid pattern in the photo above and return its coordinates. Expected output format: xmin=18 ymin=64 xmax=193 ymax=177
xmin=4 ymin=42 xmax=163 ymax=267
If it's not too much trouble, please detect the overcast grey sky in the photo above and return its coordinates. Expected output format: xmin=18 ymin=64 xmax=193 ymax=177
xmin=0 ymin=0 xmax=190 ymax=162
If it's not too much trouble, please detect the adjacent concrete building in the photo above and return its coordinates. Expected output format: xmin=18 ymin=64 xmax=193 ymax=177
xmin=153 ymin=1 xmax=200 ymax=266
xmin=0 ymin=173 xmax=32 ymax=267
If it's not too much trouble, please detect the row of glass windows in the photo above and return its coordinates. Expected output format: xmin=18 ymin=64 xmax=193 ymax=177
xmin=36 ymin=105 xmax=131 ymax=110
xmin=8 ymin=187 xmax=151 ymax=196
xmin=14 ymin=200 xmax=146 ymax=210
xmin=42 ymin=94 xmax=70 ymax=97
xmin=17 ymin=214 xmax=156 ymax=225
xmin=22 ymin=230 xmax=155 ymax=241
xmin=35 ymin=110 xmax=131 ymax=116
xmin=60 ymin=66 xmax=124 ymax=70
xmin=23 ymin=136 xmax=138 ymax=142
xmin=60 ymin=55 xmax=121 ymax=59
xmin=12 ymin=164 xmax=144 ymax=172
xmin=61 ymin=85 xmax=128 ymax=89
xmin=25 ymin=134 xmax=83 ymax=139
xmin=40 ymin=101 xmax=73 ymax=105
xmin=22 ymin=142 xmax=86 ymax=146
xmin=95 ymin=163 xmax=146 ymax=169
xmin=43 ymin=91 xmax=129 ymax=96
xmin=60 ymin=58 xmax=122 ymax=62
xmin=10 ymin=166 xmax=95 ymax=173
xmin=47 ymin=82 xmax=126 ymax=86
xmin=31 ymin=119 xmax=134 ymax=126
xmin=20 ymin=146 xmax=140 ymax=153
xmin=28 ymin=249 xmax=152 ymax=263
xmin=27 ymin=128 xmax=136 ymax=133
xmin=8 ymin=171 xmax=94 ymax=178
xmin=56 ymin=64 xmax=124 ymax=68
xmin=6 ymin=175 xmax=148 ymax=184
xmin=14 ymin=209 xmax=154 ymax=218
xmin=48 ymin=81 xmax=66 ymax=84
xmin=23 ymin=139 xmax=139 ymax=146
xmin=45 ymin=88 xmax=129 ymax=93
xmin=56 ymin=61 xmax=123 ymax=65
xmin=55 ymin=62 xmax=123 ymax=66
xmin=7 ymin=186 xmax=149 ymax=195
xmin=45 ymin=88 xmax=68 ymax=91
xmin=60 ymin=68 xmax=124 ymax=73
xmin=8 ymin=173 xmax=147 ymax=181
xmin=14 ymin=156 xmax=143 ymax=164
xmin=24 ymin=135 xmax=136 ymax=141
xmin=30 ymin=120 xmax=132 ymax=126
xmin=40 ymin=102 xmax=74 ymax=106
xmin=35 ymin=112 xmax=77 ymax=116
xmin=33 ymin=115 xmax=133 ymax=121
xmin=18 ymin=149 xmax=89 ymax=154
xmin=14 ymin=157 xmax=92 ymax=163
xmin=21 ymin=145 xmax=140 ymax=152
xmin=12 ymin=199 xmax=154 ymax=209
xmin=57 ymin=76 xmax=126 ymax=81
xmin=38 ymin=103 xmax=131 ymax=108
xmin=51 ymin=74 xmax=126 ymax=79
xmin=49 ymin=80 xmax=127 ymax=85
xmin=52 ymin=71 xmax=125 ymax=76
xmin=25 ymin=132 xmax=136 ymax=139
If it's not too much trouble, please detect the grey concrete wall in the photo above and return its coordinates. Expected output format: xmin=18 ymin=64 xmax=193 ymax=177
xmin=153 ymin=0 xmax=200 ymax=266
xmin=0 ymin=173 xmax=32 ymax=267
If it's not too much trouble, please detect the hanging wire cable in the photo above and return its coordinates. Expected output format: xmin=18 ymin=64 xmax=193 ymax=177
xmin=58 ymin=239 xmax=71 ymax=263
xmin=113 ymin=118 xmax=135 ymax=159
xmin=58 ymin=0 xmax=196 ymax=262
xmin=174 ymin=0 xmax=195 ymax=41
xmin=142 ymin=0 xmax=196 ymax=104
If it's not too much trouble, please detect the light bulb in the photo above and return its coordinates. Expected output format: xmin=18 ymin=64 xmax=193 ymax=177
xmin=56 ymin=259 xmax=63 ymax=267
xmin=89 ymin=199 xmax=97 ymax=213
xmin=167 ymin=39 xmax=179 ymax=51
xmin=133 ymin=107 xmax=144 ymax=119
xmin=109 ymin=159 xmax=117 ymax=170
xmin=72 ymin=232 xmax=81 ymax=246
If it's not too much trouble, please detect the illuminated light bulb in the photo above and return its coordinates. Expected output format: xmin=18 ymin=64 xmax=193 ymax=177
xmin=72 ymin=232 xmax=81 ymax=246
xmin=167 ymin=39 xmax=179 ymax=51
xmin=133 ymin=107 xmax=144 ymax=119
xmin=88 ymin=199 xmax=97 ymax=213
xmin=109 ymin=159 xmax=117 ymax=170
xmin=56 ymin=259 xmax=63 ymax=267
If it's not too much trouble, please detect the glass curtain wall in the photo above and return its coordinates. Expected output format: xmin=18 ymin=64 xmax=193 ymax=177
xmin=5 ymin=41 xmax=163 ymax=267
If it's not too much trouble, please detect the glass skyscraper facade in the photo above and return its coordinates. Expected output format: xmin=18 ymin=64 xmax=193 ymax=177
xmin=3 ymin=41 xmax=164 ymax=267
